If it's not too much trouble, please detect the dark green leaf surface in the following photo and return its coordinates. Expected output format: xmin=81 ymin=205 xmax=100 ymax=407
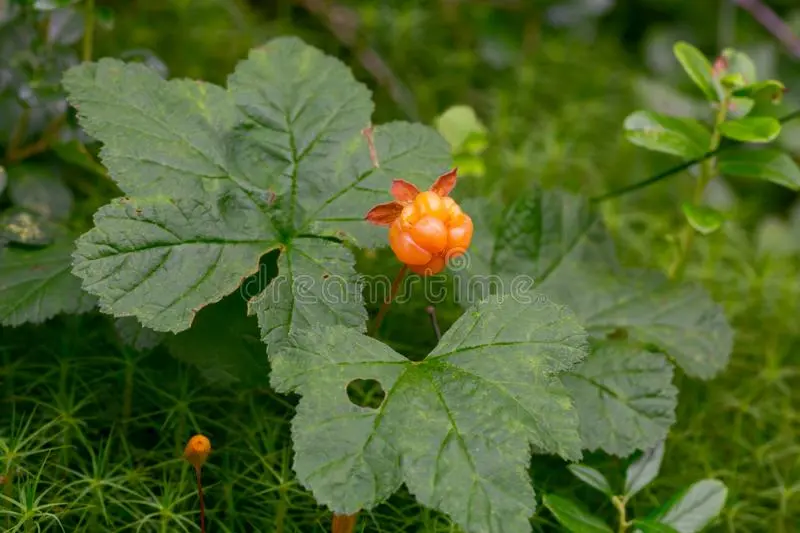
xmin=73 ymin=195 xmax=279 ymax=333
xmin=271 ymin=296 xmax=588 ymax=533
xmin=64 ymin=59 xmax=239 ymax=199
xmin=624 ymin=111 xmax=711 ymax=159
xmin=625 ymin=441 xmax=665 ymax=497
xmin=552 ymin=267 xmax=733 ymax=379
xmin=718 ymin=148 xmax=800 ymax=190
xmin=457 ymin=190 xmax=732 ymax=454
xmin=718 ymin=117 xmax=781 ymax=143
xmin=0 ymin=234 xmax=95 ymax=326
xmin=650 ymin=480 xmax=727 ymax=533
xmin=63 ymin=37 xmax=451 ymax=345
xmin=563 ymin=343 xmax=678 ymax=456
xmin=8 ymin=164 xmax=74 ymax=220
xmin=542 ymin=493 xmax=614 ymax=533
xmin=0 ymin=208 xmax=55 ymax=246
xmin=115 ymin=317 xmax=165 ymax=352
xmin=673 ymin=42 xmax=718 ymax=101
xmin=567 ymin=464 xmax=613 ymax=496
xmin=168 ymin=294 xmax=267 ymax=387
xmin=248 ymin=238 xmax=367 ymax=352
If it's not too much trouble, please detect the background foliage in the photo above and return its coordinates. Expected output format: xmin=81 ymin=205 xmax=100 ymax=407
xmin=1 ymin=0 xmax=799 ymax=531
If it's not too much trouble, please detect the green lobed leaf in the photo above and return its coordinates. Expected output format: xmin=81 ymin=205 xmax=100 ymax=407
xmin=456 ymin=189 xmax=733 ymax=455
xmin=271 ymin=295 xmax=589 ymax=533
xmin=542 ymin=493 xmax=614 ymax=533
xmin=63 ymin=37 xmax=452 ymax=346
xmin=248 ymin=238 xmax=368 ymax=352
xmin=567 ymin=464 xmax=613 ymax=496
xmin=562 ymin=342 xmax=678 ymax=457
xmin=63 ymin=58 xmax=240 ymax=200
xmin=73 ymin=195 xmax=279 ymax=333
xmin=624 ymin=111 xmax=711 ymax=159
xmin=8 ymin=164 xmax=74 ymax=220
xmin=718 ymin=117 xmax=781 ymax=143
xmin=718 ymin=148 xmax=800 ymax=190
xmin=0 ymin=233 xmax=96 ymax=326
xmin=649 ymin=480 xmax=728 ymax=533
xmin=673 ymin=42 xmax=718 ymax=102
xmin=625 ymin=441 xmax=665 ymax=498
xmin=681 ymin=203 xmax=724 ymax=235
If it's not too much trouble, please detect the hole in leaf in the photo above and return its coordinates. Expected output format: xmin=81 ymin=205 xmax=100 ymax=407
xmin=346 ymin=379 xmax=386 ymax=409
xmin=607 ymin=328 xmax=628 ymax=341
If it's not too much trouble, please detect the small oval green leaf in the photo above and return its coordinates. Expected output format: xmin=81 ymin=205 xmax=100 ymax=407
xmin=721 ymin=48 xmax=757 ymax=85
xmin=435 ymin=105 xmax=487 ymax=153
xmin=673 ymin=42 xmax=718 ymax=101
xmin=567 ymin=464 xmax=613 ymax=496
xmin=542 ymin=494 xmax=614 ymax=533
xmin=625 ymin=441 xmax=665 ymax=498
xmin=718 ymin=148 xmax=800 ymax=190
xmin=718 ymin=117 xmax=781 ymax=143
xmin=649 ymin=479 xmax=728 ymax=533
xmin=682 ymin=203 xmax=724 ymax=235
xmin=624 ymin=111 xmax=711 ymax=159
xmin=732 ymin=80 xmax=785 ymax=104
xmin=727 ymin=97 xmax=754 ymax=119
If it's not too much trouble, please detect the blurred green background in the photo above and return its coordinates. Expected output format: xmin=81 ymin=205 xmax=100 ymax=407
xmin=1 ymin=0 xmax=799 ymax=531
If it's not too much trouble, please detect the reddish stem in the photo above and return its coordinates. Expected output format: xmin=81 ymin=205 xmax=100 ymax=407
xmin=195 ymin=466 xmax=206 ymax=533
xmin=332 ymin=513 xmax=358 ymax=533
xmin=368 ymin=265 xmax=408 ymax=337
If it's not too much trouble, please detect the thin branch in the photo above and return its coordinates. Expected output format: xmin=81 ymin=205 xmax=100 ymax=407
xmin=426 ymin=305 xmax=442 ymax=341
xmin=592 ymin=109 xmax=800 ymax=203
xmin=295 ymin=0 xmax=419 ymax=119
xmin=735 ymin=0 xmax=800 ymax=58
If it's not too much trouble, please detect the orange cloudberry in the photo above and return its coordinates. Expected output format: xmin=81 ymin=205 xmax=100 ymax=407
xmin=365 ymin=168 xmax=473 ymax=275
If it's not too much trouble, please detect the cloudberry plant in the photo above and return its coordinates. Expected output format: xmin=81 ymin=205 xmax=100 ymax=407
xmin=365 ymin=169 xmax=473 ymax=275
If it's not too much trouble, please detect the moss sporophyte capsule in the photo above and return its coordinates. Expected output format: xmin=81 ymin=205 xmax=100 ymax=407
xmin=364 ymin=169 xmax=473 ymax=276
xmin=184 ymin=434 xmax=211 ymax=469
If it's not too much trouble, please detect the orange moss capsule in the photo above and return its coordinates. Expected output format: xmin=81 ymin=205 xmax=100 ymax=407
xmin=184 ymin=434 xmax=211 ymax=469
xmin=365 ymin=168 xmax=473 ymax=276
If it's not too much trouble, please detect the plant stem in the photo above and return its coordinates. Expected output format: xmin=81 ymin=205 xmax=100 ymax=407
xmin=122 ymin=359 xmax=134 ymax=426
xmin=426 ymin=305 xmax=441 ymax=341
xmin=368 ymin=265 xmax=408 ymax=337
xmin=195 ymin=465 xmax=206 ymax=533
xmin=592 ymin=109 xmax=800 ymax=203
xmin=668 ymin=92 xmax=731 ymax=280
xmin=332 ymin=513 xmax=358 ymax=533
xmin=612 ymin=495 xmax=629 ymax=533
xmin=82 ymin=0 xmax=95 ymax=62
